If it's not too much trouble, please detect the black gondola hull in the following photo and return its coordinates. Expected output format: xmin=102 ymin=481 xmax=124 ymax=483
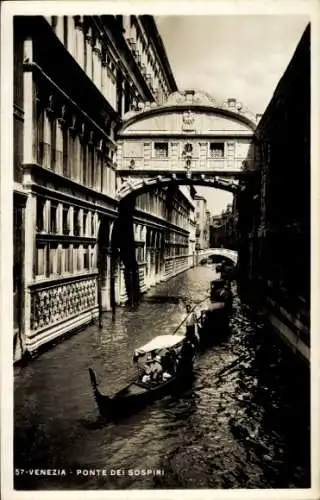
xmin=198 ymin=298 xmax=232 ymax=343
xmin=89 ymin=368 xmax=193 ymax=419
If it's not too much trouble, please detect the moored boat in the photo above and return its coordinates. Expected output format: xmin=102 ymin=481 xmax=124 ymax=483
xmin=197 ymin=278 xmax=232 ymax=341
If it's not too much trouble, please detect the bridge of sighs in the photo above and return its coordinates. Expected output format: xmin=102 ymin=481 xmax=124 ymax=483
xmin=111 ymin=90 xmax=258 ymax=307
xmin=116 ymin=90 xmax=258 ymax=199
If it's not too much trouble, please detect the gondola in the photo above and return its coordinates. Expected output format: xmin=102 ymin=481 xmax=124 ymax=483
xmin=197 ymin=278 xmax=232 ymax=341
xmin=89 ymin=334 xmax=194 ymax=419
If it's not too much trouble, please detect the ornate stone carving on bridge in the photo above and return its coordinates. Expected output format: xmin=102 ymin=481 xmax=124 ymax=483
xmin=182 ymin=110 xmax=196 ymax=131
xmin=30 ymin=278 xmax=97 ymax=331
xmin=166 ymin=90 xmax=217 ymax=107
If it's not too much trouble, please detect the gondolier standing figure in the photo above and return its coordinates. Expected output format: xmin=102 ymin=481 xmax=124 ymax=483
xmin=185 ymin=303 xmax=199 ymax=346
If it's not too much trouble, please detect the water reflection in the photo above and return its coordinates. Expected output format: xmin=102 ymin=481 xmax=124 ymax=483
xmin=14 ymin=266 xmax=310 ymax=490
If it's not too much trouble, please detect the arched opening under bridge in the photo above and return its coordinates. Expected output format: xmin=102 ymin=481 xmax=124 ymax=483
xmin=110 ymin=179 xmax=240 ymax=310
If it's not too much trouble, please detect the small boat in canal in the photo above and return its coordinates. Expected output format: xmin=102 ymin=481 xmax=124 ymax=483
xmin=89 ymin=334 xmax=195 ymax=418
xmin=197 ymin=279 xmax=232 ymax=341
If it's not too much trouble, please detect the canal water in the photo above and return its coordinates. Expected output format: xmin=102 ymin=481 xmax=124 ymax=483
xmin=14 ymin=265 xmax=310 ymax=490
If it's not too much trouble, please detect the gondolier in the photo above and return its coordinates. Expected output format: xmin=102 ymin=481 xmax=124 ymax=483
xmin=185 ymin=303 xmax=199 ymax=346
xmin=185 ymin=303 xmax=197 ymax=336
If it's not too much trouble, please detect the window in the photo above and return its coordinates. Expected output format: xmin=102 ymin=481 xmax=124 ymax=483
xmin=83 ymin=247 xmax=89 ymax=269
xmin=88 ymin=144 xmax=94 ymax=187
xmin=63 ymin=127 xmax=69 ymax=177
xmin=67 ymin=245 xmax=73 ymax=273
xmin=68 ymin=133 xmax=76 ymax=179
xmin=74 ymin=245 xmax=80 ymax=271
xmin=36 ymin=245 xmax=45 ymax=276
xmin=81 ymin=141 xmax=87 ymax=185
xmin=50 ymin=204 xmax=57 ymax=234
xmin=91 ymin=216 xmax=95 ymax=237
xmin=49 ymin=244 xmax=57 ymax=275
xmin=50 ymin=118 xmax=56 ymax=170
xmin=36 ymin=198 xmax=45 ymax=233
xmin=210 ymin=142 xmax=225 ymax=158
xmin=73 ymin=209 xmax=80 ymax=236
xmin=154 ymin=142 xmax=168 ymax=158
xmin=77 ymin=245 xmax=83 ymax=271
xmin=63 ymin=206 xmax=69 ymax=235
xmin=84 ymin=212 xmax=90 ymax=237
xmin=63 ymin=16 xmax=68 ymax=46
xmin=62 ymin=244 xmax=68 ymax=273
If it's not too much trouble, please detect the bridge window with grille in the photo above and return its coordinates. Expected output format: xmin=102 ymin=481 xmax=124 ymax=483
xmin=209 ymin=142 xmax=225 ymax=158
xmin=154 ymin=142 xmax=168 ymax=158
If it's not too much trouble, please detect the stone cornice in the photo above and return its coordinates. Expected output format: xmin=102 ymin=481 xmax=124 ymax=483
xmin=119 ymin=131 xmax=254 ymax=140
xmin=133 ymin=209 xmax=190 ymax=236
xmin=22 ymin=163 xmax=119 ymax=216
xmin=119 ymin=104 xmax=257 ymax=135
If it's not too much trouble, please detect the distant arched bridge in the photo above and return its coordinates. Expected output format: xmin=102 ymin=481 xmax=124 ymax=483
xmin=198 ymin=248 xmax=238 ymax=265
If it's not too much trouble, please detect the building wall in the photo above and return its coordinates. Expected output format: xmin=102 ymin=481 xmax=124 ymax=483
xmin=195 ymin=195 xmax=209 ymax=250
xmin=13 ymin=15 xmax=178 ymax=360
xmin=209 ymin=201 xmax=237 ymax=250
xmin=236 ymin=24 xmax=310 ymax=360
xmin=133 ymin=186 xmax=195 ymax=293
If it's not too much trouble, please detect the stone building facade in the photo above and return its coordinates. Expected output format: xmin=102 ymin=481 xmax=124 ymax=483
xmin=209 ymin=201 xmax=238 ymax=250
xmin=236 ymin=24 xmax=310 ymax=361
xmin=13 ymin=15 xmax=178 ymax=360
xmin=133 ymin=186 xmax=195 ymax=292
xmin=194 ymin=195 xmax=210 ymax=250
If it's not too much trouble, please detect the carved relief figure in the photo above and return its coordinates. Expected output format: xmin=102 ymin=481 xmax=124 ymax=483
xmin=182 ymin=110 xmax=196 ymax=131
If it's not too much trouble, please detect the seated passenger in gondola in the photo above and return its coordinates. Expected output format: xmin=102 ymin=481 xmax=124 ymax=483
xmin=148 ymin=354 xmax=163 ymax=382
xmin=161 ymin=349 xmax=176 ymax=380
xmin=141 ymin=361 xmax=152 ymax=383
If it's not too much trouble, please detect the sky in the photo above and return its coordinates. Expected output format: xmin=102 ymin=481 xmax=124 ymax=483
xmin=156 ymin=15 xmax=309 ymax=215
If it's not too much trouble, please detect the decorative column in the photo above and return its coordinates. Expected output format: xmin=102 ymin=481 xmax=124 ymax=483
xmin=68 ymin=115 xmax=77 ymax=180
xmin=95 ymin=140 xmax=102 ymax=191
xmin=111 ymin=67 xmax=117 ymax=110
xmin=44 ymin=200 xmax=50 ymax=233
xmin=23 ymin=193 xmax=37 ymax=342
xmin=73 ymin=134 xmax=81 ymax=183
xmin=93 ymin=39 xmax=102 ymax=91
xmin=55 ymin=16 xmax=64 ymax=42
xmin=75 ymin=17 xmax=84 ymax=68
xmin=42 ymin=109 xmax=51 ymax=169
xmin=56 ymin=112 xmax=64 ymax=175
xmin=23 ymin=39 xmax=35 ymax=165
xmin=101 ymin=59 xmax=108 ymax=100
xmin=67 ymin=17 xmax=75 ymax=58
xmin=22 ymin=39 xmax=36 ymax=346
xmin=85 ymin=28 xmax=93 ymax=80
xmin=151 ymin=232 xmax=156 ymax=286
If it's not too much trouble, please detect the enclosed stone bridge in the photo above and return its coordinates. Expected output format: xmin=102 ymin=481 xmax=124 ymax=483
xmin=116 ymin=90 xmax=257 ymax=200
